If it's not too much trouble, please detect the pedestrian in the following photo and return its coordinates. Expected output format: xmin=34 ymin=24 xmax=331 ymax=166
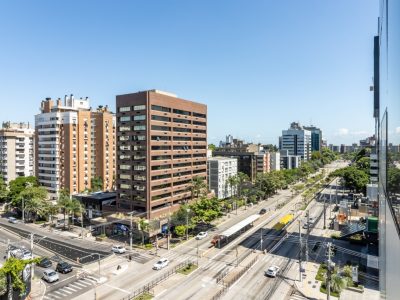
xmin=117 ymin=265 xmax=121 ymax=270
xmin=129 ymin=255 xmax=132 ymax=261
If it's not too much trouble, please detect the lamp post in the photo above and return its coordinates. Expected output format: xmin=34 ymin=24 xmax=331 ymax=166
xmin=127 ymin=211 xmax=134 ymax=251
xmin=22 ymin=198 xmax=25 ymax=223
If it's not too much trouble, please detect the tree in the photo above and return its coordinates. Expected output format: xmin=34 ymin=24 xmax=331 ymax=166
xmin=91 ymin=176 xmax=103 ymax=192
xmin=355 ymin=157 xmax=370 ymax=171
xmin=8 ymin=176 xmax=38 ymax=205
xmin=18 ymin=186 xmax=48 ymax=221
xmin=138 ymin=218 xmax=149 ymax=245
xmin=68 ymin=198 xmax=84 ymax=230
xmin=208 ymin=144 xmax=216 ymax=151
xmin=329 ymin=274 xmax=346 ymax=293
xmin=57 ymin=189 xmax=71 ymax=230
xmin=0 ymin=176 xmax=8 ymax=202
xmin=343 ymin=265 xmax=352 ymax=278
xmin=227 ymin=175 xmax=238 ymax=198
xmin=388 ymin=167 xmax=400 ymax=194
xmin=0 ymin=257 xmax=40 ymax=295
xmin=236 ymin=172 xmax=250 ymax=197
xmin=174 ymin=225 xmax=186 ymax=239
xmin=190 ymin=176 xmax=207 ymax=202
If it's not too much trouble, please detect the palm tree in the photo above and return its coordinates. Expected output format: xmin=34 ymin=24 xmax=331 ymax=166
xmin=227 ymin=175 xmax=238 ymax=198
xmin=57 ymin=189 xmax=71 ymax=230
xmin=329 ymin=274 xmax=346 ymax=294
xmin=68 ymin=198 xmax=84 ymax=231
xmin=46 ymin=203 xmax=59 ymax=229
xmin=190 ymin=176 xmax=207 ymax=202
xmin=237 ymin=172 xmax=250 ymax=198
xmin=138 ymin=218 xmax=149 ymax=245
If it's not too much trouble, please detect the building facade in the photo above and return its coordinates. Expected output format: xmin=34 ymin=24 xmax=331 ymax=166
xmin=377 ymin=1 xmax=400 ymax=299
xmin=281 ymin=122 xmax=312 ymax=161
xmin=207 ymin=157 xmax=237 ymax=199
xmin=0 ymin=122 xmax=34 ymax=183
xmin=280 ymin=150 xmax=300 ymax=169
xmin=304 ymin=125 xmax=322 ymax=152
xmin=35 ymin=95 xmax=115 ymax=200
xmin=116 ymin=90 xmax=207 ymax=219
xmin=269 ymin=152 xmax=281 ymax=171
xmin=255 ymin=152 xmax=270 ymax=174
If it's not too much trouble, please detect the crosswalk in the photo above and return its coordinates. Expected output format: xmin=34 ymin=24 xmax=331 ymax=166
xmin=160 ymin=251 xmax=233 ymax=274
xmin=44 ymin=276 xmax=97 ymax=300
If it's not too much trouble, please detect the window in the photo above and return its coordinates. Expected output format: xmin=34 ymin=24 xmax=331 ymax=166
xmin=151 ymin=105 xmax=171 ymax=113
xmin=193 ymin=121 xmax=206 ymax=126
xmin=119 ymin=155 xmax=130 ymax=160
xmin=151 ymin=115 xmax=170 ymax=122
xmin=193 ymin=112 xmax=206 ymax=118
xmin=120 ymin=174 xmax=131 ymax=180
xmin=119 ymin=106 xmax=131 ymax=112
xmin=119 ymin=135 xmax=130 ymax=141
xmin=134 ymin=165 xmax=146 ymax=171
xmin=133 ymin=154 xmax=146 ymax=160
xmin=119 ymin=126 xmax=131 ymax=132
xmin=193 ymin=137 xmax=206 ymax=141
xmin=173 ymin=118 xmax=191 ymax=124
xmin=173 ymin=136 xmax=191 ymax=141
xmin=134 ymin=105 xmax=146 ymax=111
xmin=133 ymin=135 xmax=146 ymax=141
xmin=134 ymin=125 xmax=146 ymax=131
xmin=152 ymin=155 xmax=171 ymax=160
xmin=134 ymin=145 xmax=146 ymax=151
xmin=152 ymin=174 xmax=171 ymax=180
xmin=119 ymin=145 xmax=131 ymax=151
xmin=134 ymin=115 xmax=146 ymax=121
xmin=151 ymin=125 xmax=171 ymax=131
xmin=134 ymin=175 xmax=146 ymax=181
xmin=173 ymin=127 xmax=191 ymax=133
xmin=173 ymin=109 xmax=191 ymax=116
xmin=120 ymin=165 xmax=131 ymax=170
xmin=151 ymin=145 xmax=171 ymax=150
xmin=152 ymin=164 xmax=171 ymax=170
xmin=134 ymin=185 xmax=146 ymax=191
xmin=120 ymin=183 xmax=131 ymax=189
xmin=151 ymin=135 xmax=171 ymax=141
xmin=120 ymin=116 xmax=131 ymax=122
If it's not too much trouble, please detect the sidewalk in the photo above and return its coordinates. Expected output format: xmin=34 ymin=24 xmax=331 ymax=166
xmin=295 ymin=262 xmax=338 ymax=300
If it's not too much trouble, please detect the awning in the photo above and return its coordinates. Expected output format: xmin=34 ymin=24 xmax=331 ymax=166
xmin=220 ymin=214 xmax=260 ymax=238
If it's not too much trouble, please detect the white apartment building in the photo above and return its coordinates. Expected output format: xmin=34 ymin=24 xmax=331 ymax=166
xmin=0 ymin=122 xmax=34 ymax=183
xmin=207 ymin=157 xmax=237 ymax=199
xmin=281 ymin=122 xmax=312 ymax=161
xmin=269 ymin=152 xmax=280 ymax=171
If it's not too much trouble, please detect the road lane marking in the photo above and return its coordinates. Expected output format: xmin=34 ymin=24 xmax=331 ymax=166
xmin=59 ymin=289 xmax=72 ymax=294
xmin=104 ymin=284 xmax=131 ymax=294
xmin=72 ymin=281 xmax=87 ymax=288
xmin=63 ymin=286 xmax=79 ymax=292
xmin=78 ymin=279 xmax=93 ymax=286
xmin=47 ymin=293 xmax=61 ymax=299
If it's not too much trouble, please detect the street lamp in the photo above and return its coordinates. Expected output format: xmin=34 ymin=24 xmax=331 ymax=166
xmin=127 ymin=211 xmax=135 ymax=251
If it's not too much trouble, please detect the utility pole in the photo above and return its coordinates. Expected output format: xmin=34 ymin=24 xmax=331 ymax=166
xmin=196 ymin=239 xmax=199 ymax=266
xmin=335 ymin=178 xmax=338 ymax=207
xmin=323 ymin=195 xmax=326 ymax=229
xmin=305 ymin=211 xmax=309 ymax=263
xmin=129 ymin=212 xmax=133 ymax=251
xmin=30 ymin=233 xmax=34 ymax=280
xmin=329 ymin=190 xmax=332 ymax=221
xmin=22 ymin=198 xmax=25 ymax=223
xmin=236 ymin=247 xmax=239 ymax=267
xmin=7 ymin=239 xmax=12 ymax=300
xmin=327 ymin=242 xmax=332 ymax=300
xmin=260 ymin=228 xmax=263 ymax=252
xmin=80 ymin=210 xmax=84 ymax=240
xmin=186 ymin=208 xmax=190 ymax=240
xmin=298 ymin=220 xmax=302 ymax=282
xmin=167 ymin=204 xmax=171 ymax=251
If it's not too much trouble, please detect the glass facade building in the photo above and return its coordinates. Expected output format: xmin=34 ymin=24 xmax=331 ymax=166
xmin=378 ymin=1 xmax=400 ymax=299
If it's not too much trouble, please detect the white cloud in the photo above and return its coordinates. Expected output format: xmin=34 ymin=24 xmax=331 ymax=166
xmin=336 ymin=128 xmax=349 ymax=136
xmin=351 ymin=130 xmax=369 ymax=136
xmin=396 ymin=127 xmax=400 ymax=134
xmin=255 ymin=134 xmax=261 ymax=138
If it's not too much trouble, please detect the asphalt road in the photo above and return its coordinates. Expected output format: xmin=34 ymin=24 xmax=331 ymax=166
xmin=0 ymin=220 xmax=111 ymax=264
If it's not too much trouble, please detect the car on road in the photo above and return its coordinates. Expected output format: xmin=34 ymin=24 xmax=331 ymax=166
xmin=153 ymin=258 xmax=169 ymax=270
xmin=56 ymin=262 xmax=72 ymax=274
xmin=38 ymin=257 xmax=52 ymax=268
xmin=196 ymin=232 xmax=208 ymax=240
xmin=42 ymin=269 xmax=59 ymax=283
xmin=312 ymin=241 xmax=321 ymax=252
xmin=259 ymin=208 xmax=267 ymax=215
xmin=265 ymin=265 xmax=280 ymax=277
xmin=7 ymin=217 xmax=17 ymax=224
xmin=112 ymin=245 xmax=126 ymax=254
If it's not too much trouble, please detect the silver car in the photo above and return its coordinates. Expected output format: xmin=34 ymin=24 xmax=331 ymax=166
xmin=153 ymin=258 xmax=169 ymax=270
xmin=265 ymin=265 xmax=280 ymax=277
xmin=43 ymin=269 xmax=59 ymax=283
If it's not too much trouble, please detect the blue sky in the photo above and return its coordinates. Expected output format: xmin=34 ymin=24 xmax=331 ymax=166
xmin=0 ymin=0 xmax=378 ymax=145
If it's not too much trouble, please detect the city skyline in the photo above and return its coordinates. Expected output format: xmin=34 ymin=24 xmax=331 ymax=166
xmin=0 ymin=0 xmax=378 ymax=145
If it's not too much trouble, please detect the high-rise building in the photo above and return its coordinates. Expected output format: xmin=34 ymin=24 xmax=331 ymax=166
xmin=269 ymin=152 xmax=280 ymax=171
xmin=281 ymin=122 xmax=312 ymax=161
xmin=280 ymin=150 xmax=300 ymax=169
xmin=0 ymin=122 xmax=34 ymax=183
xmin=304 ymin=125 xmax=322 ymax=152
xmin=377 ymin=2 xmax=400 ymax=298
xmin=35 ymin=95 xmax=116 ymax=200
xmin=207 ymin=157 xmax=237 ymax=199
xmin=116 ymin=90 xmax=207 ymax=219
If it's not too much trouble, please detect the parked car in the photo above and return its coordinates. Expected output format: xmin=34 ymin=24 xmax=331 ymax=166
xmin=259 ymin=208 xmax=267 ymax=215
xmin=10 ymin=248 xmax=32 ymax=260
xmin=153 ymin=258 xmax=169 ymax=270
xmin=56 ymin=262 xmax=72 ymax=274
xmin=112 ymin=245 xmax=126 ymax=254
xmin=265 ymin=265 xmax=280 ymax=277
xmin=196 ymin=232 xmax=208 ymax=240
xmin=38 ymin=257 xmax=52 ymax=268
xmin=42 ymin=269 xmax=59 ymax=283
xmin=7 ymin=217 xmax=17 ymax=224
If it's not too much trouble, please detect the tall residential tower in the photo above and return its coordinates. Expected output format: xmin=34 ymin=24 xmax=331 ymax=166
xmin=116 ymin=90 xmax=207 ymax=219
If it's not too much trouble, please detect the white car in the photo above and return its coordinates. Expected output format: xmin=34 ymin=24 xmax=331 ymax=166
xmin=7 ymin=217 xmax=17 ymax=224
xmin=265 ymin=265 xmax=280 ymax=277
xmin=196 ymin=232 xmax=208 ymax=240
xmin=112 ymin=245 xmax=126 ymax=254
xmin=10 ymin=248 xmax=32 ymax=260
xmin=42 ymin=269 xmax=59 ymax=283
xmin=153 ymin=258 xmax=169 ymax=270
